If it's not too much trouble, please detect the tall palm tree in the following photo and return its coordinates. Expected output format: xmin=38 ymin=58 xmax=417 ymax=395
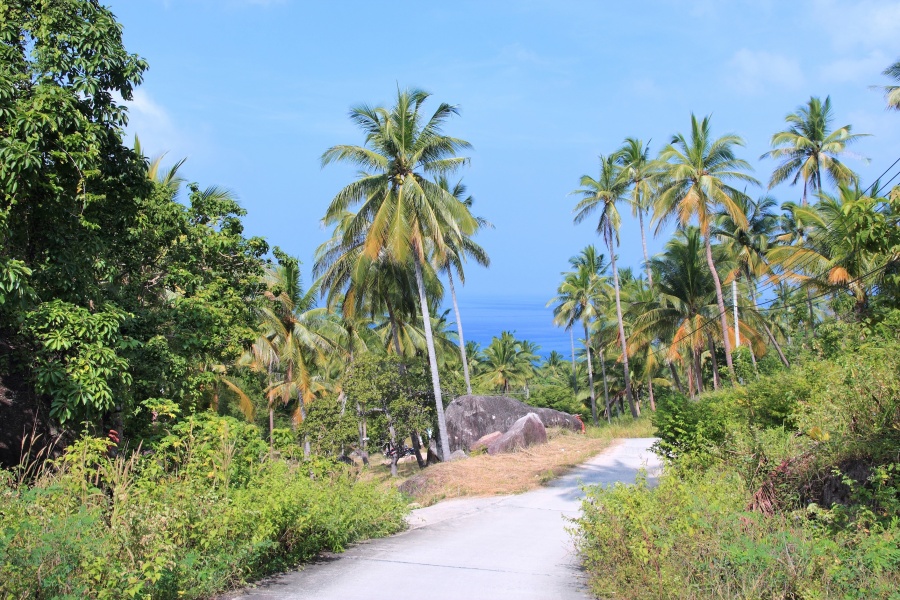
xmin=880 ymin=59 xmax=900 ymax=110
xmin=548 ymin=247 xmax=607 ymax=424
xmin=761 ymin=96 xmax=868 ymax=206
xmin=259 ymin=259 xmax=340 ymax=429
xmin=617 ymin=137 xmax=658 ymax=286
xmin=573 ymin=156 xmax=639 ymax=417
xmin=714 ymin=196 xmax=790 ymax=367
xmin=321 ymin=88 xmax=477 ymax=459
xmin=631 ymin=228 xmax=717 ymax=397
xmin=431 ymin=177 xmax=491 ymax=395
xmin=654 ymin=114 xmax=759 ymax=384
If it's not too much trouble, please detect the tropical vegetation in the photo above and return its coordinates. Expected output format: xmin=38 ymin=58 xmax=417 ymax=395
xmin=2 ymin=1 xmax=900 ymax=597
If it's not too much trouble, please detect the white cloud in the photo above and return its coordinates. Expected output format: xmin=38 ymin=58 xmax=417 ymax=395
xmin=818 ymin=50 xmax=889 ymax=84
xmin=810 ymin=0 xmax=900 ymax=51
xmin=118 ymin=89 xmax=197 ymax=160
xmin=726 ymin=49 xmax=805 ymax=94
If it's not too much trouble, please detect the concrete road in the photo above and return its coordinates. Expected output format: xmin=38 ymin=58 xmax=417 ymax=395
xmin=226 ymin=438 xmax=662 ymax=600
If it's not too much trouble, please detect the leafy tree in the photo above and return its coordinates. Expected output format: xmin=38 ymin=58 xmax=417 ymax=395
xmin=0 ymin=2 xmax=269 ymax=454
xmin=654 ymin=114 xmax=759 ymax=384
xmin=343 ymin=354 xmax=434 ymax=476
xmin=321 ymin=88 xmax=477 ymax=459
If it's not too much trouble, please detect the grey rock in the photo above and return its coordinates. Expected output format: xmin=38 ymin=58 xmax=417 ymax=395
xmin=445 ymin=395 xmax=582 ymax=452
xmin=448 ymin=449 xmax=468 ymax=461
xmin=487 ymin=413 xmax=547 ymax=455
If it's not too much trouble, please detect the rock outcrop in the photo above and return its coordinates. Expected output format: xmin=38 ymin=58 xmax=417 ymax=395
xmin=487 ymin=413 xmax=547 ymax=455
xmin=445 ymin=395 xmax=582 ymax=452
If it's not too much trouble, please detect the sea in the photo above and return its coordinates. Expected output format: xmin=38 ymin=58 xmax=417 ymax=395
xmin=444 ymin=294 xmax=572 ymax=359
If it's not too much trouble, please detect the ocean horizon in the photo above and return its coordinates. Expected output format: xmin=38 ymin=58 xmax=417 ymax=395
xmin=445 ymin=294 xmax=573 ymax=359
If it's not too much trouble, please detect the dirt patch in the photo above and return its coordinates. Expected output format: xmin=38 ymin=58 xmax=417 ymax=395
xmin=397 ymin=428 xmax=614 ymax=506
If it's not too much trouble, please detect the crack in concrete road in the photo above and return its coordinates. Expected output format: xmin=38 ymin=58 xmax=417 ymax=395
xmin=222 ymin=438 xmax=661 ymax=600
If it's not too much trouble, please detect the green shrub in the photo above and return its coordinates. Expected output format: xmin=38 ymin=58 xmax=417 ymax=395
xmin=574 ymin=467 xmax=900 ymax=600
xmin=0 ymin=414 xmax=407 ymax=599
xmin=577 ymin=319 xmax=900 ymax=599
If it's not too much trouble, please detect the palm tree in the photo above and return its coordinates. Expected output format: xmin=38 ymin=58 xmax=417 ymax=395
xmin=548 ymin=247 xmax=607 ymax=424
xmin=431 ymin=178 xmax=491 ymax=395
xmin=589 ymin=309 xmax=619 ymax=421
xmin=714 ymin=195 xmax=790 ymax=367
xmin=654 ymin=114 xmax=759 ymax=384
xmin=880 ymin=60 xmax=900 ymax=110
xmin=769 ymin=185 xmax=894 ymax=316
xmin=259 ymin=258 xmax=341 ymax=452
xmin=573 ymin=156 xmax=639 ymax=417
xmin=540 ymin=351 xmax=569 ymax=385
xmin=476 ymin=331 xmax=536 ymax=394
xmin=631 ymin=228 xmax=717 ymax=397
xmin=761 ymin=96 xmax=868 ymax=206
xmin=321 ymin=88 xmax=477 ymax=459
xmin=617 ymin=137 xmax=658 ymax=286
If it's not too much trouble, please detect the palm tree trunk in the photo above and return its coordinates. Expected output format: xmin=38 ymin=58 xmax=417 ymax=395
xmin=410 ymin=431 xmax=426 ymax=469
xmin=357 ymin=401 xmax=369 ymax=467
xmin=570 ymin=328 xmax=578 ymax=396
xmin=583 ymin=321 xmax=598 ymax=426
xmin=647 ymin=372 xmax=656 ymax=411
xmin=638 ymin=209 xmax=653 ymax=287
xmin=447 ymin=270 xmax=472 ymax=395
xmin=298 ymin=398 xmax=311 ymax=458
xmin=750 ymin=287 xmax=790 ymax=368
xmin=386 ymin=302 xmax=403 ymax=356
xmin=600 ymin=347 xmax=611 ymax=424
xmin=384 ymin=404 xmax=399 ymax=478
xmin=693 ymin=347 xmax=704 ymax=395
xmin=704 ymin=234 xmax=736 ymax=384
xmin=669 ymin=362 xmax=684 ymax=395
xmin=413 ymin=253 xmax=451 ymax=461
xmin=706 ymin=332 xmax=721 ymax=390
xmin=268 ymin=407 xmax=274 ymax=457
xmin=806 ymin=287 xmax=816 ymax=338
xmin=608 ymin=228 xmax=638 ymax=417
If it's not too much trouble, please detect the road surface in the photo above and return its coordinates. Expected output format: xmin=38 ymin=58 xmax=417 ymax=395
xmin=225 ymin=437 xmax=662 ymax=600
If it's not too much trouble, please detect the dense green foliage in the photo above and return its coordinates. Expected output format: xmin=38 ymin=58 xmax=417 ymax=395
xmin=0 ymin=414 xmax=406 ymax=599
xmin=574 ymin=315 xmax=900 ymax=599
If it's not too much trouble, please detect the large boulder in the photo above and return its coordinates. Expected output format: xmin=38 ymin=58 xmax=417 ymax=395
xmin=445 ymin=394 xmax=582 ymax=452
xmin=487 ymin=413 xmax=547 ymax=455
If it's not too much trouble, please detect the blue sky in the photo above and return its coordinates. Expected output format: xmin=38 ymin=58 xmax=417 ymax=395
xmin=106 ymin=0 xmax=900 ymax=354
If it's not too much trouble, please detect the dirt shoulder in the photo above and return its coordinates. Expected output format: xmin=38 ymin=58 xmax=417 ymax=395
xmin=393 ymin=417 xmax=655 ymax=506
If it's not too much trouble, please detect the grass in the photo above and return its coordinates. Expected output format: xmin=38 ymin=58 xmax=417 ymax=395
xmin=389 ymin=415 xmax=654 ymax=506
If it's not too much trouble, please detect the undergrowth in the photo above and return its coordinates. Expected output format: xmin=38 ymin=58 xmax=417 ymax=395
xmin=572 ymin=315 xmax=900 ymax=600
xmin=0 ymin=412 xmax=407 ymax=599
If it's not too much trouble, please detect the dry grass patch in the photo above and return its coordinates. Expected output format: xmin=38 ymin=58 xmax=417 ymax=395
xmin=395 ymin=416 xmax=654 ymax=506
